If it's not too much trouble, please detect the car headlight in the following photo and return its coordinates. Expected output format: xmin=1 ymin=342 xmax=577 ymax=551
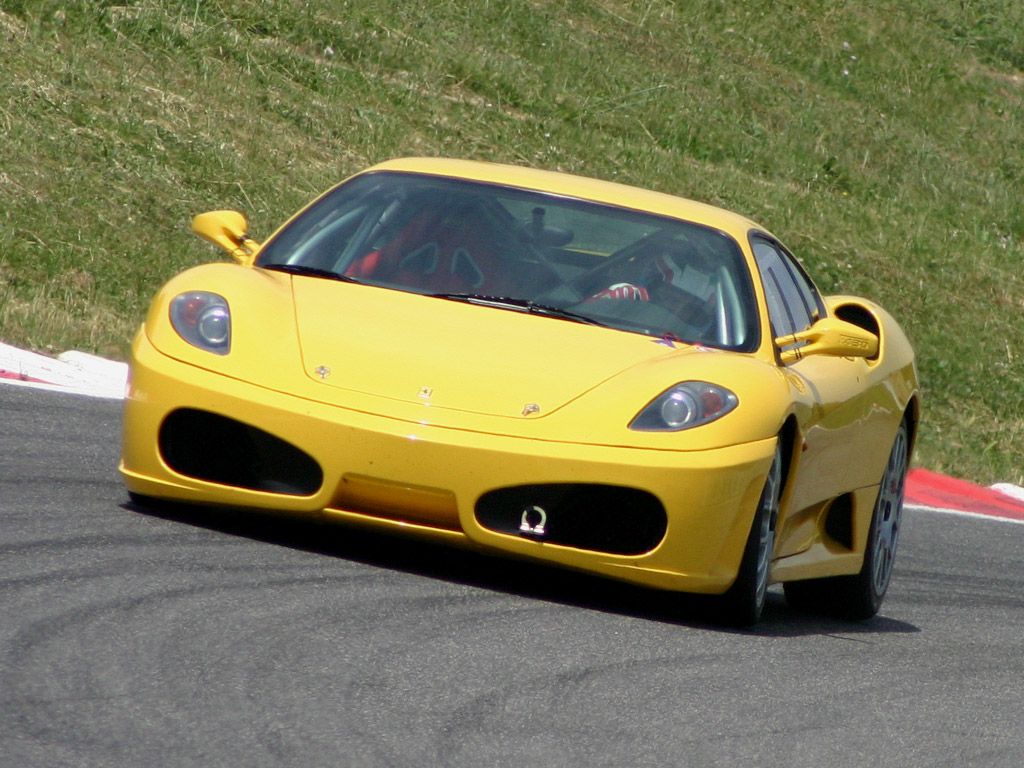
xmin=629 ymin=381 xmax=738 ymax=431
xmin=169 ymin=292 xmax=231 ymax=355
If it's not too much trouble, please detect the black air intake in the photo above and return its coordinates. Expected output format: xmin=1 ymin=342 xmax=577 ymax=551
xmin=475 ymin=484 xmax=667 ymax=555
xmin=159 ymin=408 xmax=323 ymax=496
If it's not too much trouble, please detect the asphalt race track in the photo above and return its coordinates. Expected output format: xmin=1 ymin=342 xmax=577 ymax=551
xmin=2 ymin=384 xmax=1023 ymax=767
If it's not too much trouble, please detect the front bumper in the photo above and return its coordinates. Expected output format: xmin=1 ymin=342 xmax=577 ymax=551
xmin=120 ymin=331 xmax=776 ymax=594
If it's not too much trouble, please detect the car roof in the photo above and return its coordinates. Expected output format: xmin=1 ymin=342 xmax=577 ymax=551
xmin=364 ymin=158 xmax=769 ymax=242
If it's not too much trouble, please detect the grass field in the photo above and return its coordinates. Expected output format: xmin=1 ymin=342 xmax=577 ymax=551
xmin=1 ymin=0 xmax=1021 ymax=484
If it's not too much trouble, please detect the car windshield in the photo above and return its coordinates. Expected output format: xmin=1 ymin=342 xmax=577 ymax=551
xmin=257 ymin=172 xmax=759 ymax=351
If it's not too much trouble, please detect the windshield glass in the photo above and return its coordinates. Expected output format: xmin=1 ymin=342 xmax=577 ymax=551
xmin=257 ymin=172 xmax=758 ymax=351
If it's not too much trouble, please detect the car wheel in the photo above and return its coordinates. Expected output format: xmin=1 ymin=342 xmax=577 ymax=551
xmin=784 ymin=419 xmax=910 ymax=619
xmin=719 ymin=442 xmax=783 ymax=626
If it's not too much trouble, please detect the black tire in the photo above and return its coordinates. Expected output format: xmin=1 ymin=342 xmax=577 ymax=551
xmin=784 ymin=419 xmax=910 ymax=620
xmin=719 ymin=443 xmax=783 ymax=626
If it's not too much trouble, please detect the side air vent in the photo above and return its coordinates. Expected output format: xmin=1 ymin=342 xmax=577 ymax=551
xmin=824 ymin=493 xmax=854 ymax=550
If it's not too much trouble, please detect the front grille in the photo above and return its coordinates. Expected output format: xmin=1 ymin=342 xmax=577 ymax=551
xmin=475 ymin=484 xmax=667 ymax=555
xmin=159 ymin=408 xmax=323 ymax=496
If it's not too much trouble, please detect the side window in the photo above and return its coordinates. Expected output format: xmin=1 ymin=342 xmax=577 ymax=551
xmin=783 ymin=246 xmax=826 ymax=326
xmin=751 ymin=237 xmax=823 ymax=338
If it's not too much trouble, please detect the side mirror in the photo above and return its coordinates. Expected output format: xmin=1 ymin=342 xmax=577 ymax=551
xmin=191 ymin=210 xmax=261 ymax=266
xmin=776 ymin=317 xmax=879 ymax=364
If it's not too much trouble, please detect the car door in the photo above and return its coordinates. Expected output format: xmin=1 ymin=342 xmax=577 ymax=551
xmin=751 ymin=236 xmax=880 ymax=557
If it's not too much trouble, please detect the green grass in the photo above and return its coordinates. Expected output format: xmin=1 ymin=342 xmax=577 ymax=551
xmin=1 ymin=0 xmax=1022 ymax=484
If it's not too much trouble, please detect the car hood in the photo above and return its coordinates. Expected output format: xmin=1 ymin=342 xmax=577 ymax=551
xmin=145 ymin=264 xmax=789 ymax=450
xmin=292 ymin=278 xmax=678 ymax=419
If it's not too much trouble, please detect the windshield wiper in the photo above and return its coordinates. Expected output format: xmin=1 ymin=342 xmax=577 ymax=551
xmin=430 ymin=293 xmax=607 ymax=327
xmin=261 ymin=263 xmax=360 ymax=283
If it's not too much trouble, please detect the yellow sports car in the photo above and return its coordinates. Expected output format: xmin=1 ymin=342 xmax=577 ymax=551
xmin=120 ymin=158 xmax=919 ymax=625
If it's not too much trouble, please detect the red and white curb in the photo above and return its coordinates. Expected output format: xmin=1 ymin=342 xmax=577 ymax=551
xmin=2 ymin=340 xmax=1023 ymax=523
xmin=0 ymin=341 xmax=128 ymax=400
xmin=905 ymin=469 xmax=1024 ymax=525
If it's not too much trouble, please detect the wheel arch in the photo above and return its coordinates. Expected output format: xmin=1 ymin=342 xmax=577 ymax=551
xmin=776 ymin=414 xmax=800 ymax=498
xmin=903 ymin=395 xmax=921 ymax=458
